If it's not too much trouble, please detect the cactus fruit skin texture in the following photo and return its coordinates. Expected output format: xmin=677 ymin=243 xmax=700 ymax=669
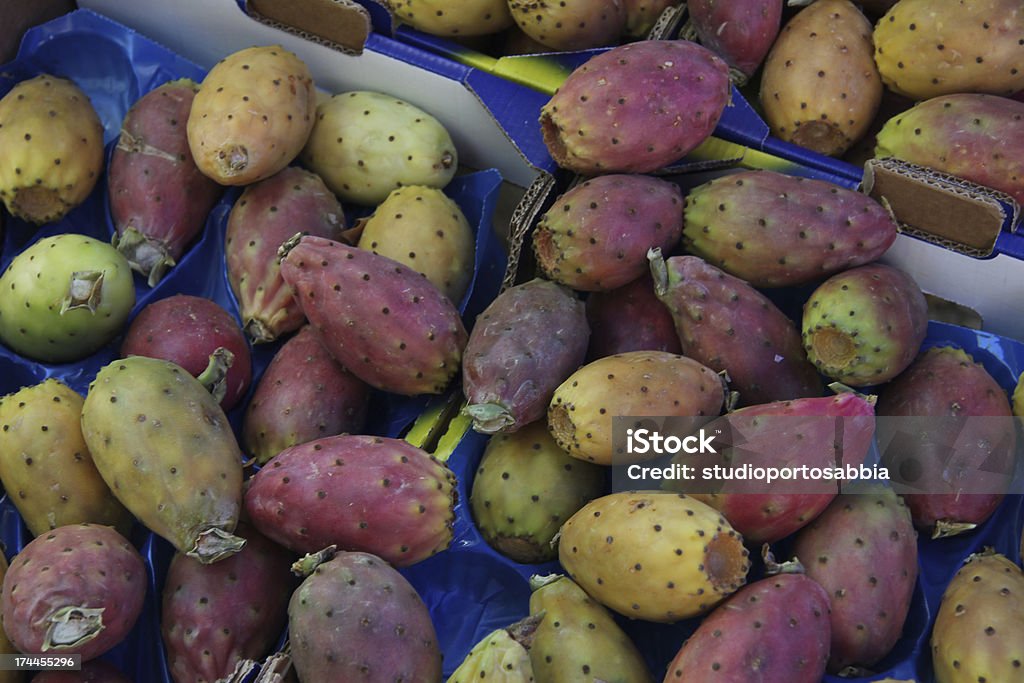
xmin=389 ymin=0 xmax=514 ymax=37
xmin=242 ymin=325 xmax=370 ymax=465
xmin=623 ymin=0 xmax=681 ymax=40
xmin=288 ymin=551 xmax=443 ymax=683
xmin=225 ymin=166 xmax=345 ymax=344
xmin=663 ymin=572 xmax=832 ymax=682
xmin=682 ymin=170 xmax=898 ymax=288
xmin=874 ymin=94 xmax=1024 ymax=207
xmin=0 ymin=379 xmax=132 ymax=538
xmin=109 ymin=79 xmax=222 ymax=286
xmin=0 ymin=555 xmax=21 ymax=683
xmin=651 ymin=251 xmax=822 ymax=406
xmin=470 ymin=419 xmax=606 ymax=563
xmin=1 ymin=524 xmax=146 ymax=661
xmin=585 ymin=273 xmax=682 ymax=360
xmin=559 ymin=492 xmax=750 ymax=622
xmin=548 ymin=350 xmax=726 ymax=465
xmin=793 ymin=487 xmax=918 ymax=673
xmin=302 ymin=91 xmax=458 ymax=206
xmin=244 ymin=434 xmax=455 ymax=567
xmin=874 ymin=0 xmax=1024 ymax=100
xmin=446 ymin=617 xmax=538 ymax=683
xmin=463 ymin=278 xmax=589 ymax=434
xmin=357 ymin=185 xmax=475 ymax=304
xmin=931 ymin=551 xmax=1024 ymax=683
xmin=533 ymin=174 xmax=683 ymax=292
xmin=761 ymin=0 xmax=882 ymax=157
xmin=0 ymin=234 xmax=136 ymax=364
xmin=507 ymin=0 xmax=626 ymax=51
xmin=187 ymin=45 xmax=316 ymax=185
xmin=0 ymin=75 xmax=104 ymax=224
xmin=81 ymin=356 xmax=245 ymax=564
xmin=876 ymin=346 xmax=1016 ymax=535
xmin=688 ymin=0 xmax=782 ymax=78
xmin=280 ymin=234 xmax=467 ymax=396
xmin=802 ymin=263 xmax=928 ymax=387
xmin=540 ymin=40 xmax=731 ymax=175
xmin=529 ymin=576 xmax=653 ymax=683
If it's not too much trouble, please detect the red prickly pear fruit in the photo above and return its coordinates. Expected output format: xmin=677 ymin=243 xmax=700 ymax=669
xmin=1 ymin=523 xmax=146 ymax=662
xmin=109 ymin=79 xmax=223 ymax=286
xmin=540 ymin=40 xmax=731 ymax=175
xmin=585 ymin=273 xmax=682 ymax=361
xmin=279 ymin=234 xmax=467 ymax=396
xmin=688 ymin=0 xmax=782 ymax=80
xmin=244 ymin=434 xmax=455 ymax=567
xmin=0 ymin=555 xmax=22 ymax=683
xmin=31 ymin=660 xmax=133 ymax=683
xmin=121 ymin=294 xmax=252 ymax=412
xmin=225 ymin=166 xmax=346 ymax=344
xmin=242 ymin=325 xmax=370 ymax=465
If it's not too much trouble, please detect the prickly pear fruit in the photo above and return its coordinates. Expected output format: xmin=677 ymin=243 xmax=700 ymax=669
xmin=533 ymin=174 xmax=683 ymax=291
xmin=682 ymin=170 xmax=898 ymax=287
xmin=31 ymin=660 xmax=132 ymax=683
xmin=876 ymin=346 xmax=1016 ymax=536
xmin=462 ymin=278 xmax=588 ymax=434
xmin=1014 ymin=371 xmax=1024 ymax=417
xmin=507 ymin=0 xmax=626 ymax=51
xmin=1 ymin=523 xmax=146 ymax=661
xmin=188 ymin=45 xmax=315 ymax=185
xmin=623 ymin=0 xmax=682 ymax=40
xmin=81 ymin=356 xmax=246 ymax=563
xmin=875 ymin=93 xmax=1024 ymax=206
xmin=356 ymin=185 xmax=475 ymax=303
xmin=389 ymin=0 xmax=514 ymax=36
xmin=931 ymin=551 xmax=1024 ymax=683
xmin=549 ymin=350 xmax=726 ymax=465
xmin=225 ymin=165 xmax=345 ymax=344
xmin=585 ymin=273 xmax=682 ymax=360
xmin=0 ymin=75 xmax=104 ymax=224
xmin=802 ymin=263 xmax=928 ymax=386
xmin=121 ymin=294 xmax=252 ymax=411
xmin=162 ymin=523 xmax=294 ymax=683
xmin=529 ymin=575 xmax=653 ymax=683
xmin=688 ymin=0 xmax=782 ymax=79
xmin=288 ymin=549 xmax=443 ymax=682
xmin=540 ymin=40 xmax=731 ymax=175
xmin=470 ymin=419 xmax=606 ymax=563
xmin=0 ymin=379 xmax=132 ymax=537
xmin=242 ymin=325 xmax=370 ymax=465
xmin=109 ymin=78 xmax=223 ymax=286
xmin=874 ymin=0 xmax=1024 ymax=100
xmin=650 ymin=250 xmax=822 ymax=406
xmin=279 ymin=234 xmax=467 ymax=396
xmin=663 ymin=570 xmax=831 ymax=683
xmin=559 ymin=492 xmax=750 ymax=622
xmin=302 ymin=90 xmax=457 ymax=206
xmin=0 ymin=234 xmax=135 ymax=364
xmin=760 ymin=0 xmax=882 ymax=156
xmin=245 ymin=434 xmax=455 ymax=566
xmin=447 ymin=615 xmax=540 ymax=683
xmin=0 ymin=555 xmax=23 ymax=683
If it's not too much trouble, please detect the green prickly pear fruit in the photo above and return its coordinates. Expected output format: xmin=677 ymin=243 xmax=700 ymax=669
xmin=508 ymin=0 xmax=626 ymax=51
xmin=388 ymin=0 xmax=514 ymax=37
xmin=0 ymin=74 xmax=104 ymax=224
xmin=528 ymin=575 xmax=653 ymax=683
xmin=1013 ymin=371 xmax=1024 ymax=417
xmin=0 ymin=234 xmax=136 ymax=364
xmin=470 ymin=419 xmax=606 ymax=563
xmin=446 ymin=615 xmax=541 ymax=683
xmin=0 ymin=379 xmax=132 ymax=538
xmin=80 ymin=356 xmax=246 ymax=564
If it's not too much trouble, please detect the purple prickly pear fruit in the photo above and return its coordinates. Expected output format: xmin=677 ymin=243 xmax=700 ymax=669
xmin=0 ymin=524 xmax=146 ymax=661
xmin=682 ymin=170 xmax=898 ymax=288
xmin=622 ymin=0 xmax=682 ymax=40
xmin=462 ymin=278 xmax=589 ymax=434
xmin=663 ymin=571 xmax=831 ymax=682
xmin=121 ymin=294 xmax=252 ymax=411
xmin=650 ymin=250 xmax=822 ymax=406
xmin=162 ymin=523 xmax=295 ymax=683
xmin=242 ymin=325 xmax=370 ymax=465
xmin=507 ymin=0 xmax=626 ymax=51
xmin=559 ymin=492 xmax=751 ymax=622
xmin=876 ymin=346 xmax=1016 ymax=536
xmin=793 ymin=486 xmax=918 ymax=672
xmin=30 ymin=660 xmax=132 ymax=683
xmin=288 ymin=549 xmax=442 ymax=682
xmin=540 ymin=40 xmax=731 ymax=175
xmin=532 ymin=174 xmax=683 ymax=291
xmin=280 ymin=234 xmax=467 ymax=396
xmin=802 ymin=263 xmax=928 ymax=387
xmin=226 ymin=165 xmax=345 ymax=344
xmin=875 ymin=94 xmax=1024 ymax=206
xmin=388 ymin=0 xmax=514 ymax=37
xmin=761 ymin=0 xmax=882 ymax=157
xmin=688 ymin=0 xmax=782 ymax=79
xmin=585 ymin=273 xmax=682 ymax=360
xmin=244 ymin=434 xmax=455 ymax=567
xmin=109 ymin=79 xmax=223 ymax=286
xmin=0 ymin=555 xmax=22 ymax=683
